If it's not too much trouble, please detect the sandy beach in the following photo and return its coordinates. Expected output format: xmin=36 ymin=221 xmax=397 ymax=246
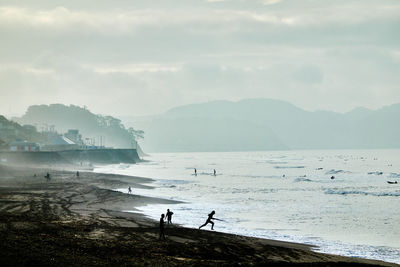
xmin=0 ymin=164 xmax=397 ymax=266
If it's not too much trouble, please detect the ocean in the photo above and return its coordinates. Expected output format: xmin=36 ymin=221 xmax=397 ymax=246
xmin=94 ymin=149 xmax=400 ymax=264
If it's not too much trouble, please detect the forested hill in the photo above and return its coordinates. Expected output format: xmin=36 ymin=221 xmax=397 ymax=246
xmin=121 ymin=99 xmax=400 ymax=152
xmin=0 ymin=115 xmax=44 ymax=144
xmin=15 ymin=104 xmax=143 ymax=148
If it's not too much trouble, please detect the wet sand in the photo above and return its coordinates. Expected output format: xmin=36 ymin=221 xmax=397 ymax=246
xmin=0 ymin=164 xmax=396 ymax=266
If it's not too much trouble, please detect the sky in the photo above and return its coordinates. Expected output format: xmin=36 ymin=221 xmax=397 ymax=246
xmin=0 ymin=0 xmax=399 ymax=117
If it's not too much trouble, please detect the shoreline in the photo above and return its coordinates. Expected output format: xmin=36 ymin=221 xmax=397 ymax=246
xmin=0 ymin=164 xmax=397 ymax=266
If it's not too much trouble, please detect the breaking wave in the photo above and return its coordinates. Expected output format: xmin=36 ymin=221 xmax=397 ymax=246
xmin=388 ymin=173 xmax=400 ymax=178
xmin=325 ymin=169 xmax=345 ymax=175
xmin=294 ymin=178 xmax=312 ymax=182
xmin=274 ymin=166 xmax=305 ymax=169
xmin=325 ymin=189 xmax=400 ymax=197
xmin=368 ymin=171 xmax=383 ymax=175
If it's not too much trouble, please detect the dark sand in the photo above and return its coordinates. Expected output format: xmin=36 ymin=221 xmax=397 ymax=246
xmin=0 ymin=164 xmax=397 ymax=266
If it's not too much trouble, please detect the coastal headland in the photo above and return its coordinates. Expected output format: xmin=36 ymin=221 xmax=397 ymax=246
xmin=0 ymin=164 xmax=396 ymax=266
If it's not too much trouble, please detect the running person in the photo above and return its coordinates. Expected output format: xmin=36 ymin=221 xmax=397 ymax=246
xmin=199 ymin=210 xmax=216 ymax=230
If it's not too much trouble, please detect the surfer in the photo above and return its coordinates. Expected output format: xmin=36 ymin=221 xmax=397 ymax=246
xmin=387 ymin=181 xmax=398 ymax=184
xmin=199 ymin=210 xmax=219 ymax=230
xmin=166 ymin=209 xmax=174 ymax=224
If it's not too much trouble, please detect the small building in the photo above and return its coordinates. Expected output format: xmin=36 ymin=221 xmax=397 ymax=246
xmin=41 ymin=135 xmax=79 ymax=151
xmin=22 ymin=124 xmax=37 ymax=132
xmin=0 ymin=139 xmax=6 ymax=150
xmin=9 ymin=139 xmax=40 ymax=152
xmin=64 ymin=129 xmax=83 ymax=146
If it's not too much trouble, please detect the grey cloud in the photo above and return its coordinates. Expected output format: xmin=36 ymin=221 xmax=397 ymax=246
xmin=0 ymin=0 xmax=399 ymax=116
xmin=292 ymin=65 xmax=323 ymax=84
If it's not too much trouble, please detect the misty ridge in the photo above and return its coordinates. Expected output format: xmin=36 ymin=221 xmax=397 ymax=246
xmin=120 ymin=98 xmax=400 ymax=152
xmin=6 ymin=99 xmax=400 ymax=153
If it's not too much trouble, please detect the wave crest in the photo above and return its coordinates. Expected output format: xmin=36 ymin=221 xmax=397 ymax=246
xmin=325 ymin=189 xmax=400 ymax=197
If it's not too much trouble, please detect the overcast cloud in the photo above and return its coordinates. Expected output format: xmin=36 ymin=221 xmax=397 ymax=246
xmin=0 ymin=0 xmax=399 ymax=116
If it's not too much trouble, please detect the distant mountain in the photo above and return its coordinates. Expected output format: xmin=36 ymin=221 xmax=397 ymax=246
xmin=15 ymin=104 xmax=142 ymax=149
xmin=120 ymin=99 xmax=400 ymax=152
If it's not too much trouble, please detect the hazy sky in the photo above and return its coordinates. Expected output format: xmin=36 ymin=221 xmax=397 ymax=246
xmin=0 ymin=0 xmax=399 ymax=117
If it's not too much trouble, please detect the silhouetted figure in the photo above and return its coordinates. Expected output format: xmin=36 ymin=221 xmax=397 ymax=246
xmin=159 ymin=214 xmax=166 ymax=240
xmin=166 ymin=209 xmax=174 ymax=224
xmin=76 ymin=171 xmax=80 ymax=177
xmin=387 ymin=181 xmax=398 ymax=184
xmin=331 ymin=176 xmax=335 ymax=179
xmin=194 ymin=168 xmax=197 ymax=176
xmin=213 ymin=169 xmax=216 ymax=176
xmin=128 ymin=186 xmax=132 ymax=194
xmin=199 ymin=210 xmax=216 ymax=230
xmin=45 ymin=172 xmax=50 ymax=181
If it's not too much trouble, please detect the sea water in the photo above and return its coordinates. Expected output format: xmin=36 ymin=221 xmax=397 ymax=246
xmin=94 ymin=149 xmax=400 ymax=264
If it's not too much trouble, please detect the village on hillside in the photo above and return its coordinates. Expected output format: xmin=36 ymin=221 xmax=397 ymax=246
xmin=0 ymin=115 xmax=142 ymax=166
xmin=0 ymin=116 xmax=107 ymax=152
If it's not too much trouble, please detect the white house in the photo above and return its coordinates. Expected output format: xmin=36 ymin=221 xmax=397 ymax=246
xmin=41 ymin=135 xmax=79 ymax=151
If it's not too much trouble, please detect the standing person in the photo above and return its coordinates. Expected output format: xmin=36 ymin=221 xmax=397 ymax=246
xmin=128 ymin=186 xmax=132 ymax=194
xmin=76 ymin=171 xmax=80 ymax=178
xmin=194 ymin=168 xmax=197 ymax=176
xmin=213 ymin=169 xmax=216 ymax=176
xmin=199 ymin=210 xmax=216 ymax=230
xmin=159 ymin=214 xmax=166 ymax=240
xmin=166 ymin=209 xmax=174 ymax=224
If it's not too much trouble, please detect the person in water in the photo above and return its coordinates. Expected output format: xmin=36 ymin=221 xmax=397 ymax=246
xmin=159 ymin=214 xmax=166 ymax=240
xmin=128 ymin=186 xmax=132 ymax=194
xmin=213 ymin=169 xmax=216 ymax=176
xmin=166 ymin=209 xmax=174 ymax=224
xmin=76 ymin=171 xmax=80 ymax=177
xmin=194 ymin=168 xmax=197 ymax=176
xmin=199 ymin=210 xmax=216 ymax=230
